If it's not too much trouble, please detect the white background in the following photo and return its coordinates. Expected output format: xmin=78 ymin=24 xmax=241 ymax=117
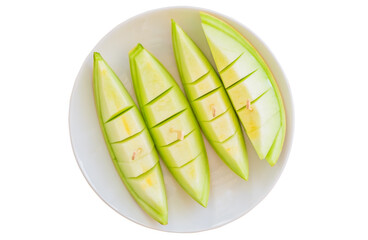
xmin=1 ymin=0 xmax=367 ymax=239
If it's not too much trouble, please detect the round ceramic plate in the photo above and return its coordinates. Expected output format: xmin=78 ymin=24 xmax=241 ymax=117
xmin=69 ymin=6 xmax=294 ymax=233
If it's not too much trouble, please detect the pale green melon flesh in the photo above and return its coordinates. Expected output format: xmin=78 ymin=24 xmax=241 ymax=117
xmin=134 ymin=50 xmax=173 ymax=105
xmin=185 ymin=70 xmax=221 ymax=100
xmin=210 ymin=130 xmax=249 ymax=179
xmin=220 ymin=52 xmax=260 ymax=88
xmin=143 ymin=87 xmax=187 ymax=128
xmin=129 ymin=44 xmax=210 ymax=206
xmin=150 ymin=109 xmax=196 ymax=146
xmin=247 ymin=111 xmax=281 ymax=159
xmin=172 ymin=20 xmax=249 ymax=180
xmin=96 ymin=59 xmax=133 ymax=122
xmin=237 ymin=89 xmax=280 ymax=133
xmin=201 ymin=109 xmax=237 ymax=142
xmin=169 ymin=154 xmax=210 ymax=207
xmin=118 ymin=150 xmax=158 ymax=178
xmin=126 ymin=164 xmax=167 ymax=215
xmin=159 ymin=130 xmax=203 ymax=168
xmin=200 ymin=23 xmax=245 ymax=71
xmin=226 ymin=69 xmax=271 ymax=110
xmin=172 ymin=22 xmax=209 ymax=83
xmin=93 ymin=52 xmax=167 ymax=224
xmin=192 ymin=88 xmax=231 ymax=121
xmin=111 ymin=128 xmax=154 ymax=163
xmin=200 ymin=12 xmax=286 ymax=164
xmin=104 ymin=107 xmax=145 ymax=143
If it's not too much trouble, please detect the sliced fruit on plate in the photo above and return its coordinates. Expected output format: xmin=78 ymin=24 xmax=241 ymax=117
xmin=172 ymin=20 xmax=249 ymax=180
xmin=129 ymin=44 xmax=210 ymax=207
xmin=93 ymin=52 xmax=168 ymax=224
xmin=200 ymin=12 xmax=286 ymax=165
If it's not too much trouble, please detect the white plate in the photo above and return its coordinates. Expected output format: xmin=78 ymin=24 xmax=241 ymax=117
xmin=69 ymin=6 xmax=294 ymax=232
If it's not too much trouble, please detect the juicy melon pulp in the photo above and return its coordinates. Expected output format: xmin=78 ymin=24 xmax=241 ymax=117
xmin=96 ymin=59 xmax=133 ymax=123
xmin=150 ymin=109 xmax=196 ymax=147
xmin=210 ymin=130 xmax=249 ymax=180
xmin=220 ymin=52 xmax=260 ymax=88
xmin=117 ymin=151 xmax=158 ymax=178
xmin=159 ymin=130 xmax=203 ymax=168
xmin=237 ymin=89 xmax=280 ymax=133
xmin=201 ymin=109 xmax=238 ymax=142
xmin=185 ymin=71 xmax=221 ymax=100
xmin=126 ymin=164 xmax=167 ymax=215
xmin=134 ymin=50 xmax=173 ymax=104
xmin=169 ymin=153 xmax=210 ymax=207
xmin=110 ymin=128 xmax=154 ymax=163
xmin=226 ymin=69 xmax=271 ymax=110
xmin=192 ymin=88 xmax=230 ymax=121
xmin=143 ymin=87 xmax=187 ymax=128
xmin=246 ymin=111 xmax=281 ymax=159
xmin=201 ymin=23 xmax=245 ymax=71
xmin=104 ymin=107 xmax=145 ymax=143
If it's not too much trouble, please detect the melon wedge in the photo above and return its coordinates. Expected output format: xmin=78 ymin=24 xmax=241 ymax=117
xmin=200 ymin=12 xmax=286 ymax=165
xmin=172 ymin=20 xmax=249 ymax=180
xmin=93 ymin=52 xmax=167 ymax=224
xmin=129 ymin=44 xmax=210 ymax=207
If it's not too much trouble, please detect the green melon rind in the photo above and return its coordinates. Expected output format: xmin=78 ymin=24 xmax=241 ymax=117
xmin=200 ymin=12 xmax=286 ymax=166
xmin=129 ymin=45 xmax=210 ymax=207
xmin=93 ymin=52 xmax=168 ymax=224
xmin=265 ymin=125 xmax=285 ymax=166
xmin=172 ymin=20 xmax=249 ymax=179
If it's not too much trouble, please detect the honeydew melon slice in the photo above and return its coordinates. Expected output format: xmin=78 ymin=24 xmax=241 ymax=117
xmin=172 ymin=20 xmax=249 ymax=180
xmin=200 ymin=12 xmax=286 ymax=165
xmin=93 ymin=52 xmax=167 ymax=224
xmin=129 ymin=44 xmax=210 ymax=206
